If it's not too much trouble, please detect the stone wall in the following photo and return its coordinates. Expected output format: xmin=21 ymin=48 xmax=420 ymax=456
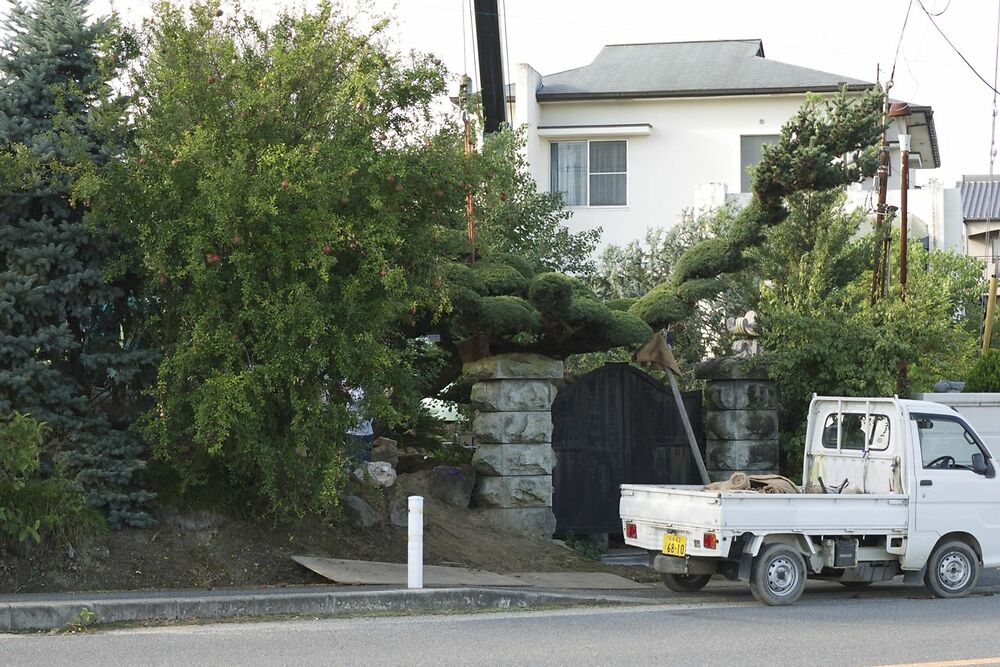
xmin=464 ymin=353 xmax=562 ymax=537
xmin=696 ymin=358 xmax=779 ymax=481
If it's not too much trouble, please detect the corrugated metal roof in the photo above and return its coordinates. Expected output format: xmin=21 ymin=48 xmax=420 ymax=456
xmin=535 ymin=39 xmax=872 ymax=100
xmin=961 ymin=176 xmax=1000 ymax=220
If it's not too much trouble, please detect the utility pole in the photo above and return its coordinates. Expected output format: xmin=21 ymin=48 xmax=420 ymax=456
xmin=869 ymin=91 xmax=892 ymax=307
xmin=897 ymin=132 xmax=911 ymax=396
xmin=899 ymin=133 xmax=910 ymax=301
xmin=459 ymin=75 xmax=476 ymax=264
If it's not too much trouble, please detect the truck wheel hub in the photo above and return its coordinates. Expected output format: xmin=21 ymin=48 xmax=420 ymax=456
xmin=767 ymin=556 xmax=798 ymax=594
xmin=938 ymin=552 xmax=971 ymax=590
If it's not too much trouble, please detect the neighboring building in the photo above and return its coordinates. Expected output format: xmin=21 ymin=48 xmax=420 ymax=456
xmin=510 ymin=39 xmax=946 ymax=249
xmin=959 ymin=175 xmax=1000 ymax=264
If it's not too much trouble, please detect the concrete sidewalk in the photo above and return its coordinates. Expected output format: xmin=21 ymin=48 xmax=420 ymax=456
xmin=0 ymin=584 xmax=660 ymax=632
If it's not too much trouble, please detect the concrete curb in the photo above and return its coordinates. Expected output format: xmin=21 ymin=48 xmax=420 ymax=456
xmin=0 ymin=587 xmax=643 ymax=632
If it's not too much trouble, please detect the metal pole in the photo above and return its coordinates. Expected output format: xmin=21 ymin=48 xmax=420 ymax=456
xmin=869 ymin=91 xmax=892 ymax=306
xmin=899 ymin=134 xmax=910 ymax=301
xmin=666 ymin=370 xmax=710 ymax=485
xmin=984 ymin=277 xmax=998 ymax=355
xmin=407 ymin=496 xmax=423 ymax=589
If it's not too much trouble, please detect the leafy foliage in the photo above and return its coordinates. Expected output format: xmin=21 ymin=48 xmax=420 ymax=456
xmin=472 ymin=127 xmax=600 ymax=275
xmin=0 ymin=413 xmax=104 ymax=544
xmin=0 ymin=0 xmax=156 ymax=527
xmin=85 ymin=1 xmax=475 ymax=518
xmin=966 ymin=350 xmax=1000 ymax=393
xmin=626 ymin=90 xmax=885 ymax=332
xmin=590 ymin=211 xmax=754 ymax=370
xmin=752 ymin=192 xmax=982 ymax=474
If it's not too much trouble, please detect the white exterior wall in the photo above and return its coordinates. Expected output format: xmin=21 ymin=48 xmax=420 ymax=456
xmin=527 ymin=94 xmax=817 ymax=248
xmin=848 ymin=179 xmax=965 ymax=253
xmin=514 ymin=72 xmax=962 ymax=254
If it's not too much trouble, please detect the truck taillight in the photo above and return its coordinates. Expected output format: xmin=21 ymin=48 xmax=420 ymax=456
xmin=703 ymin=532 xmax=718 ymax=549
xmin=625 ymin=522 xmax=637 ymax=539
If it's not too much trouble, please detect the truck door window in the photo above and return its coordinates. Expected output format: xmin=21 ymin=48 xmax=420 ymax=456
xmin=821 ymin=413 xmax=890 ymax=451
xmin=915 ymin=416 xmax=984 ymax=469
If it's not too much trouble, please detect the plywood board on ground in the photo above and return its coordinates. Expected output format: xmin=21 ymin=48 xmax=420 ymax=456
xmin=292 ymin=556 xmax=652 ymax=589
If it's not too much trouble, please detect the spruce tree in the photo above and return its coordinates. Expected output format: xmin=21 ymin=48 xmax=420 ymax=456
xmin=0 ymin=0 xmax=155 ymax=527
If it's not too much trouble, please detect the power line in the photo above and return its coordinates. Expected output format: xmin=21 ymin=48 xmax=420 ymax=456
xmin=500 ymin=0 xmax=512 ymax=124
xmin=986 ymin=0 xmax=1000 ymax=271
xmin=890 ymin=0 xmax=914 ymax=84
xmin=917 ymin=0 xmax=1000 ymax=96
xmin=467 ymin=0 xmax=479 ymax=93
xmin=924 ymin=0 xmax=951 ymax=16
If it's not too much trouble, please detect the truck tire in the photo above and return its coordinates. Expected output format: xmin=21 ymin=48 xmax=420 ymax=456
xmin=749 ymin=544 xmax=807 ymax=606
xmin=924 ymin=540 xmax=980 ymax=599
xmin=661 ymin=574 xmax=711 ymax=593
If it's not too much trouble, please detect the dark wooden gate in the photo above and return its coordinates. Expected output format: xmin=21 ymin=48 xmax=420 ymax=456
xmin=551 ymin=362 xmax=704 ymax=536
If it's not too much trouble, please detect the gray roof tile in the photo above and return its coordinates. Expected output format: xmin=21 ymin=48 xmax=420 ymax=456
xmin=535 ymin=39 xmax=872 ymax=99
xmin=961 ymin=176 xmax=1000 ymax=220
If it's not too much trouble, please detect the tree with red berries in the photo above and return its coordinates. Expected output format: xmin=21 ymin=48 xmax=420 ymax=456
xmin=85 ymin=1 xmax=477 ymax=517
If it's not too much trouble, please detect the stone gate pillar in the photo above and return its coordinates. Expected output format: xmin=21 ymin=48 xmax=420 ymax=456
xmin=695 ymin=358 xmax=779 ymax=481
xmin=464 ymin=353 xmax=561 ymax=537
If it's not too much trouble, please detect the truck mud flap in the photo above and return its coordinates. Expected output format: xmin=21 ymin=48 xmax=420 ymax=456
xmin=653 ymin=554 xmax=717 ymax=576
xmin=737 ymin=551 xmax=753 ymax=581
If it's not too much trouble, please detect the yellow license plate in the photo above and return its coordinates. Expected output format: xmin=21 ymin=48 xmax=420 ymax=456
xmin=662 ymin=533 xmax=686 ymax=557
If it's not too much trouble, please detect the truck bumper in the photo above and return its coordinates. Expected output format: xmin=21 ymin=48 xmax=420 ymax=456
xmin=653 ymin=554 xmax=718 ymax=576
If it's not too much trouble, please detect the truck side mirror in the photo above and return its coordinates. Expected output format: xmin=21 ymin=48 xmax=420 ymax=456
xmin=972 ymin=452 xmax=991 ymax=476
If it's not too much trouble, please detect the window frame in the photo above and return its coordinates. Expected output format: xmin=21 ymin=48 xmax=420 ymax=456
xmin=549 ymin=138 xmax=628 ymax=208
xmin=910 ymin=412 xmax=992 ymax=472
xmin=739 ymin=134 xmax=780 ymax=194
xmin=820 ymin=411 xmax=892 ymax=453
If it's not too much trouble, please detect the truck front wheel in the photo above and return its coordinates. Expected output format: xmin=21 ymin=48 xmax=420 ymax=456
xmin=661 ymin=574 xmax=711 ymax=593
xmin=749 ymin=544 xmax=807 ymax=606
xmin=925 ymin=540 xmax=980 ymax=599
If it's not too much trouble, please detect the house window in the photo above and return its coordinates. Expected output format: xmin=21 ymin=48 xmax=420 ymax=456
xmin=740 ymin=134 xmax=780 ymax=193
xmin=550 ymin=140 xmax=627 ymax=207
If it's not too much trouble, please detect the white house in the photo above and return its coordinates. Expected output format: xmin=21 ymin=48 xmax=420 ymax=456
xmin=510 ymin=39 xmax=948 ymax=250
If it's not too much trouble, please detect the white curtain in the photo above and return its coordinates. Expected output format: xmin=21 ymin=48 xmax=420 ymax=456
xmin=550 ymin=141 xmax=587 ymax=206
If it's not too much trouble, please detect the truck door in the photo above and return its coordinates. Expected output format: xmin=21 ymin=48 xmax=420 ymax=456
xmin=911 ymin=412 xmax=1000 ymax=567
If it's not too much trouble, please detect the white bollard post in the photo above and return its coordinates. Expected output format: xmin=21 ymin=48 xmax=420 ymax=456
xmin=407 ymin=495 xmax=423 ymax=589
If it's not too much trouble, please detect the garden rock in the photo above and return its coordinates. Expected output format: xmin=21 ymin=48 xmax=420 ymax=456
xmin=344 ymin=495 xmax=381 ymax=528
xmin=372 ymin=437 xmax=399 ymax=467
xmin=352 ymin=461 xmax=397 ymax=488
xmin=389 ymin=496 xmax=409 ymax=528
xmin=429 ymin=465 xmax=476 ymax=508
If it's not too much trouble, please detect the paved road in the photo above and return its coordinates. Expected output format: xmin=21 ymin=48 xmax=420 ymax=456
xmin=4 ymin=580 xmax=1000 ymax=667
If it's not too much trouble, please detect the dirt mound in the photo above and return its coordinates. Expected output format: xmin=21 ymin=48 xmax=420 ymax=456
xmin=0 ymin=472 xmax=649 ymax=594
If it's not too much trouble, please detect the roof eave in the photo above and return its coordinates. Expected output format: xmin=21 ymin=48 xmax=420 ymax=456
xmin=535 ymin=82 xmax=875 ymax=101
xmin=906 ymin=104 xmax=941 ymax=170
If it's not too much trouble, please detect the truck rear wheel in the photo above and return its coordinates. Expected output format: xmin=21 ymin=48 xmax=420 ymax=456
xmin=924 ymin=540 xmax=980 ymax=599
xmin=749 ymin=544 xmax=807 ymax=606
xmin=661 ymin=574 xmax=711 ymax=593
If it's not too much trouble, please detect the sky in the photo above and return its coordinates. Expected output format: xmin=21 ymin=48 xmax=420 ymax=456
xmin=91 ymin=0 xmax=1000 ymax=186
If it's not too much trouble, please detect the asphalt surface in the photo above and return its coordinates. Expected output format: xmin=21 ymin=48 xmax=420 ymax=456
xmin=4 ymin=582 xmax=1000 ymax=667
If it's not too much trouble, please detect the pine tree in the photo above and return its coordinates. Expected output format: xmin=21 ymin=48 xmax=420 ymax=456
xmin=0 ymin=0 xmax=155 ymax=527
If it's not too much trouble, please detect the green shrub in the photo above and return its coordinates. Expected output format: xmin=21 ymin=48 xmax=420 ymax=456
xmin=0 ymin=414 xmax=106 ymax=544
xmin=0 ymin=479 xmax=106 ymax=545
xmin=966 ymin=350 xmax=1000 ymax=393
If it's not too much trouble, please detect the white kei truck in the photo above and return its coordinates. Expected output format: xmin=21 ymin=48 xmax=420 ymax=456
xmin=620 ymin=396 xmax=1000 ymax=605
